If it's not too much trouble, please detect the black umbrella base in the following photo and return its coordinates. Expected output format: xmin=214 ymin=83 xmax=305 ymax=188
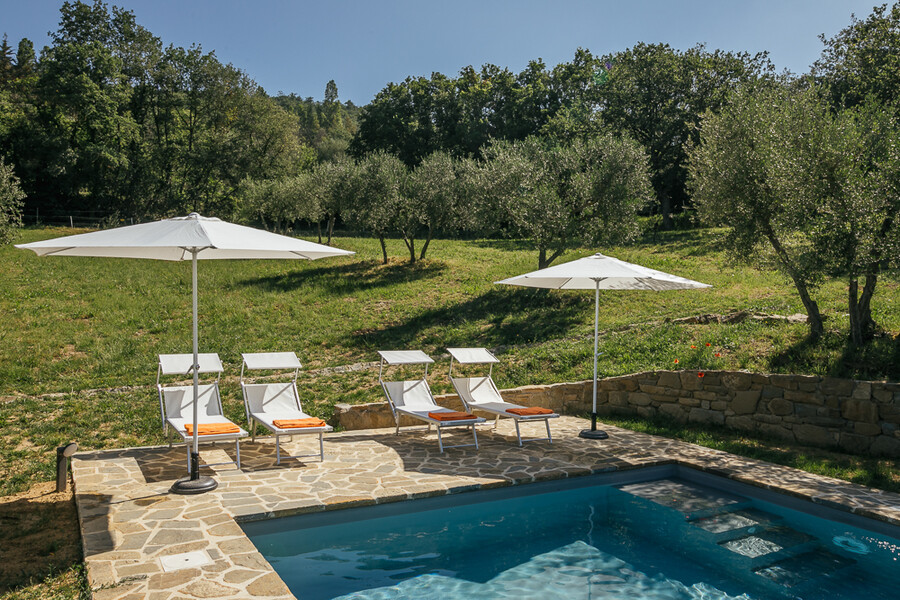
xmin=579 ymin=429 xmax=609 ymax=440
xmin=170 ymin=475 xmax=218 ymax=495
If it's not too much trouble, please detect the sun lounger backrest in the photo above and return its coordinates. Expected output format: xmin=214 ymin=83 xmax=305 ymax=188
xmin=382 ymin=379 xmax=437 ymax=411
xmin=161 ymin=384 xmax=223 ymax=420
xmin=451 ymin=376 xmax=503 ymax=407
xmin=242 ymin=382 xmax=300 ymax=415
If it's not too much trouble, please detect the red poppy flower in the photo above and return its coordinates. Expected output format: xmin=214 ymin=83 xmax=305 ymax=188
xmin=706 ymin=343 xmax=711 ymax=347
xmin=698 ymin=372 xmax=705 ymax=378
xmin=674 ymin=359 xmax=679 ymax=364
xmin=714 ymin=353 xmax=721 ymax=358
xmin=691 ymin=345 xmax=696 ymax=349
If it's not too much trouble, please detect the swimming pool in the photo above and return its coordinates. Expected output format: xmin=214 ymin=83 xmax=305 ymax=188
xmin=242 ymin=466 xmax=900 ymax=599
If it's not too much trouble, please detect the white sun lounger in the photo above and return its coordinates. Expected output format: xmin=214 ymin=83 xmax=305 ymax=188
xmin=240 ymin=352 xmax=332 ymax=464
xmin=448 ymin=347 xmax=558 ymax=446
xmin=378 ymin=350 xmax=485 ymax=452
xmin=157 ymin=353 xmax=247 ymax=470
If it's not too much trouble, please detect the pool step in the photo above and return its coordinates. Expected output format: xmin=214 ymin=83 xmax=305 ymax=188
xmin=689 ymin=508 xmax=783 ymax=543
xmin=754 ymin=547 xmax=857 ymax=590
xmin=617 ymin=479 xmax=752 ymax=520
xmin=718 ymin=525 xmax=819 ymax=570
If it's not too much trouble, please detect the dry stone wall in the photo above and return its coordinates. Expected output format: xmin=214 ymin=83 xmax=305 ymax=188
xmin=331 ymin=370 xmax=900 ymax=458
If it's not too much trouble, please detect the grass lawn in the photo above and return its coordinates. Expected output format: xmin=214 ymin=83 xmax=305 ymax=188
xmin=2 ymin=224 xmax=899 ymax=598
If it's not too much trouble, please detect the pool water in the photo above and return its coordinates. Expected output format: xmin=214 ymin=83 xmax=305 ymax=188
xmin=243 ymin=471 xmax=900 ymax=600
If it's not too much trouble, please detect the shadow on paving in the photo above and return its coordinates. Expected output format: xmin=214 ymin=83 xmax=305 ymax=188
xmin=346 ymin=287 xmax=588 ymax=351
xmin=234 ymin=259 xmax=447 ymax=295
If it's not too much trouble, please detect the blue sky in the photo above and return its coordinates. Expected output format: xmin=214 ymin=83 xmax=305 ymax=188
xmin=3 ymin=0 xmax=882 ymax=104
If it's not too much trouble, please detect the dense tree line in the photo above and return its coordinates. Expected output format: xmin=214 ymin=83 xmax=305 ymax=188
xmin=350 ymin=44 xmax=770 ymax=228
xmin=0 ymin=1 xmax=351 ymax=220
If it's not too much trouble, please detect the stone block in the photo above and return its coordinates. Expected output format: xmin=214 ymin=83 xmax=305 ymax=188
xmin=710 ymin=401 xmax=728 ymax=411
xmin=784 ymin=390 xmax=823 ymax=405
xmin=872 ymin=387 xmax=893 ymax=403
xmin=657 ymin=371 xmax=681 ymax=389
xmin=769 ymin=374 xmax=798 ymax=390
xmin=768 ymin=398 xmax=794 ymax=416
xmin=693 ymin=390 xmax=718 ymax=401
xmin=761 ymin=386 xmax=784 ymax=399
xmin=820 ymin=377 xmax=853 ymax=397
xmin=678 ymin=397 xmax=701 ymax=407
xmin=721 ymin=372 xmax=752 ymax=391
xmin=732 ymin=390 xmax=761 ymax=415
xmin=679 ymin=372 xmax=703 ymax=390
xmin=753 ymin=414 xmax=782 ymax=424
xmin=628 ymin=393 xmax=652 ymax=406
xmin=608 ymin=391 xmax=628 ymax=406
xmin=793 ymin=424 xmax=837 ymax=447
xmin=725 ymin=415 xmax=756 ymax=431
xmin=636 ymin=406 xmax=655 ymax=418
xmin=659 ymin=403 xmax=688 ymax=423
xmin=870 ymin=435 xmax=900 ymax=457
xmin=841 ymin=399 xmax=879 ymax=423
xmin=688 ymin=408 xmax=725 ymax=425
xmin=796 ymin=376 xmax=819 ymax=392
xmin=757 ymin=423 xmax=795 ymax=442
xmin=852 ymin=382 xmax=872 ymax=400
xmin=839 ymin=433 xmax=874 ymax=454
xmin=853 ymin=422 xmax=882 ymax=436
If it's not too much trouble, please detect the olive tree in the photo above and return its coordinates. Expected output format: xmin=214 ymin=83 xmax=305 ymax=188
xmin=0 ymin=157 xmax=24 ymax=243
xmin=344 ymin=151 xmax=406 ymax=264
xmin=476 ymin=135 xmax=652 ymax=268
xmin=689 ymin=83 xmax=900 ymax=342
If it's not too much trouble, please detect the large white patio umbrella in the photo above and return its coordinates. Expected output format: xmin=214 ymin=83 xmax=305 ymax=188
xmin=17 ymin=213 xmax=354 ymax=493
xmin=496 ymin=253 xmax=710 ymax=440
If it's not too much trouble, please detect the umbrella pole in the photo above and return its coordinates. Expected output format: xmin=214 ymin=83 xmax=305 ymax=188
xmin=579 ymin=280 xmax=608 ymax=440
xmin=171 ymin=249 xmax=218 ymax=494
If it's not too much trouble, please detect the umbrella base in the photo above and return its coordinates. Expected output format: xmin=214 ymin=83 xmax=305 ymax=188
xmin=170 ymin=475 xmax=218 ymax=495
xmin=578 ymin=429 xmax=609 ymax=440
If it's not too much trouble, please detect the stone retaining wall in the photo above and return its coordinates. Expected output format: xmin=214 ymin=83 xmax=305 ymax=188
xmin=331 ymin=370 xmax=900 ymax=457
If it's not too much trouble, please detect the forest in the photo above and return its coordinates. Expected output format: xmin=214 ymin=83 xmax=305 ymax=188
xmin=2 ymin=1 xmax=900 ymax=345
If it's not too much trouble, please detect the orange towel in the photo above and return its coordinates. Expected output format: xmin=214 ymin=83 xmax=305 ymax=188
xmin=428 ymin=411 xmax=476 ymax=421
xmin=184 ymin=423 xmax=240 ymax=435
xmin=506 ymin=407 xmax=554 ymax=416
xmin=273 ymin=418 xmax=327 ymax=429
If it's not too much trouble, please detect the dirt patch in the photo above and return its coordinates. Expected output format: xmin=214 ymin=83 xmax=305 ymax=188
xmin=0 ymin=481 xmax=81 ymax=592
xmin=53 ymin=344 xmax=88 ymax=362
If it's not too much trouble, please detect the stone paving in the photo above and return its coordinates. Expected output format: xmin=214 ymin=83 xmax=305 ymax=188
xmin=71 ymin=416 xmax=900 ymax=600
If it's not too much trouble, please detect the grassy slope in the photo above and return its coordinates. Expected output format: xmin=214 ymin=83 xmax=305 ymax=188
xmin=2 ymin=225 xmax=900 ymax=599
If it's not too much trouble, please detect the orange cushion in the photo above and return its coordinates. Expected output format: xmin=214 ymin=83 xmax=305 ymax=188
xmin=273 ymin=418 xmax=327 ymax=429
xmin=428 ymin=411 xmax=476 ymax=422
xmin=506 ymin=407 xmax=554 ymax=416
xmin=184 ymin=423 xmax=240 ymax=435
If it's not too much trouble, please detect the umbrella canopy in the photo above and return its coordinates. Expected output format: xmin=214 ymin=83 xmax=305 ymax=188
xmin=495 ymin=252 xmax=711 ymax=291
xmin=16 ymin=213 xmax=349 ymax=261
xmin=496 ymin=252 xmax=710 ymax=439
xmin=17 ymin=213 xmax=354 ymax=493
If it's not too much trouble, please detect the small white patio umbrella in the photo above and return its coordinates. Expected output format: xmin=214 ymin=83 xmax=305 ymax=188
xmin=17 ymin=213 xmax=354 ymax=493
xmin=496 ymin=253 xmax=710 ymax=439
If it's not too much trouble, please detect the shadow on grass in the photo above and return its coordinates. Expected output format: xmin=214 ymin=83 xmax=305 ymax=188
xmin=345 ymin=287 xmax=588 ymax=351
xmin=0 ymin=486 xmax=85 ymax=592
xmin=635 ymin=228 xmax=727 ymax=257
xmin=767 ymin=331 xmax=900 ymax=381
xmin=234 ymin=259 xmax=447 ymax=295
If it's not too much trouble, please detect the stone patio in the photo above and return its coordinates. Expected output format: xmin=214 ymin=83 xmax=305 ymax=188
xmin=72 ymin=416 xmax=900 ymax=600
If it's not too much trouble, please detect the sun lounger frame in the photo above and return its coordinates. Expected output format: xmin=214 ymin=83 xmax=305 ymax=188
xmin=157 ymin=353 xmax=246 ymax=470
xmin=448 ymin=347 xmax=558 ymax=446
xmin=240 ymin=352 xmax=331 ymax=465
xmin=378 ymin=350 xmax=485 ymax=452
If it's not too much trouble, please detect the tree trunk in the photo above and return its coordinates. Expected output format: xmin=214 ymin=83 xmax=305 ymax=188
xmin=327 ymin=215 xmax=335 ymax=246
xmin=538 ymin=246 xmax=565 ymax=269
xmin=660 ymin=193 xmax=673 ymax=230
xmin=765 ymin=228 xmax=824 ymax=339
xmin=849 ymin=273 xmax=878 ymax=345
xmin=403 ymin=237 xmax=416 ymax=263
xmin=419 ymin=226 xmax=433 ymax=261
xmin=317 ymin=221 xmax=322 ymax=244
xmin=379 ymin=236 xmax=388 ymax=264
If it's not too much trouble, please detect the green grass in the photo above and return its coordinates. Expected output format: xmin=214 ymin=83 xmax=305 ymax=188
xmin=2 ymin=225 xmax=900 ymax=496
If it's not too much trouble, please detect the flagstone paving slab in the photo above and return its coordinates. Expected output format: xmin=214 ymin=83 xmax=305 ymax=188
xmin=72 ymin=416 xmax=900 ymax=599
